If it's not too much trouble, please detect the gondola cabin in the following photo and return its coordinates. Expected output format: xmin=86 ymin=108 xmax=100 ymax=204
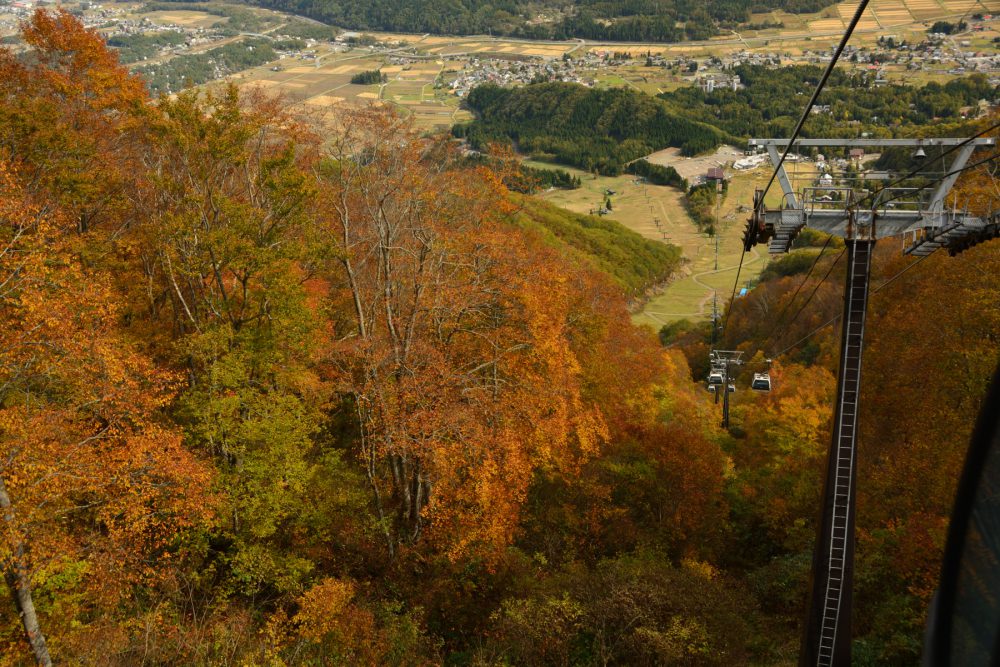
xmin=752 ymin=373 xmax=772 ymax=392
xmin=708 ymin=371 xmax=724 ymax=386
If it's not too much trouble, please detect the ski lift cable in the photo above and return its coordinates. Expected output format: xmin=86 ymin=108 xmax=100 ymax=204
xmin=755 ymin=0 xmax=872 ymax=212
xmin=853 ymin=118 xmax=1000 ymax=211
xmin=758 ymin=234 xmax=836 ymax=345
xmin=734 ymin=98 xmax=1000 ymax=351
xmin=772 ymin=251 xmax=935 ymax=358
xmin=768 ymin=246 xmax=848 ymax=355
xmin=876 ymin=150 xmax=1000 ymax=210
xmin=723 ymin=0 xmax=871 ymax=340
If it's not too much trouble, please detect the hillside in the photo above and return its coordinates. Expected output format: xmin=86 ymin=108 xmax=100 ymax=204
xmin=2 ymin=9 xmax=999 ymax=666
xmin=236 ymin=0 xmax=839 ymax=41
xmin=456 ymin=82 xmax=732 ymax=174
xmin=514 ymin=195 xmax=683 ymax=299
xmin=659 ymin=64 xmax=999 ymax=140
xmin=663 ymin=234 xmax=1000 ymax=662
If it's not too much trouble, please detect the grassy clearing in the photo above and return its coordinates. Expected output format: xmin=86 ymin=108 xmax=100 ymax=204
xmin=633 ymin=169 xmax=770 ymax=330
xmin=524 ymin=158 xmax=770 ymax=329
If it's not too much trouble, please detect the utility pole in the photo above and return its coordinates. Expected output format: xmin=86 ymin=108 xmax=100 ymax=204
xmin=715 ymin=223 xmax=719 ymax=270
xmin=721 ymin=354 xmax=742 ymax=429
xmin=710 ymin=292 xmax=719 ymax=347
xmin=722 ymin=358 xmax=731 ymax=428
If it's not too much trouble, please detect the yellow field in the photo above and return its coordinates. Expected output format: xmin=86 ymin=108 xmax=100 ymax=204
xmin=305 ymin=95 xmax=345 ymax=106
xmin=809 ymin=17 xmax=847 ymax=31
xmin=142 ymin=10 xmax=224 ymax=28
xmin=906 ymin=0 xmax=950 ymax=19
xmin=942 ymin=0 xmax=980 ymax=11
xmin=224 ymin=46 xmax=469 ymax=130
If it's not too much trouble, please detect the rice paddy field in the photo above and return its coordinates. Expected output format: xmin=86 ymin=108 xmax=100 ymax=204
xmin=140 ymin=10 xmax=226 ymax=28
xmin=227 ymin=50 xmax=473 ymax=129
xmin=94 ymin=0 xmax=999 ymax=130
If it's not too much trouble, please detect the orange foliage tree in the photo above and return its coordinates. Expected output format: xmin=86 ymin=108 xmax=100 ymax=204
xmin=0 ymin=9 xmax=147 ymax=234
xmin=0 ymin=10 xmax=746 ymax=662
xmin=0 ymin=160 xmax=213 ymax=664
xmin=315 ymin=109 xmax=613 ymax=561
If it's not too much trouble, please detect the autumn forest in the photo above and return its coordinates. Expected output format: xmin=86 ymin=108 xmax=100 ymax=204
xmin=1 ymin=9 xmax=999 ymax=666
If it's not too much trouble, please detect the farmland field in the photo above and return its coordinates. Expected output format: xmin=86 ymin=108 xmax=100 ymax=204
xmin=141 ymin=10 xmax=225 ymax=28
xmin=127 ymin=0 xmax=1000 ymax=128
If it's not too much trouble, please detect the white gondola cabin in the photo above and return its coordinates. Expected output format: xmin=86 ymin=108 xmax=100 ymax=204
xmin=751 ymin=372 xmax=772 ymax=392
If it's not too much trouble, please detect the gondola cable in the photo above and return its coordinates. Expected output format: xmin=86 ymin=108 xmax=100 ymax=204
xmin=721 ymin=0 xmax=871 ymax=340
xmin=771 ymin=250 xmax=935 ymax=358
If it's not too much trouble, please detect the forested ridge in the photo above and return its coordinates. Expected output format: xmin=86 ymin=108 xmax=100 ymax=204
xmin=455 ymin=82 xmax=732 ymax=174
xmin=227 ymin=0 xmax=837 ymax=41
xmin=457 ymin=70 xmax=999 ymax=178
xmin=1 ymin=9 xmax=998 ymax=665
xmin=658 ymin=64 xmax=1000 ymax=139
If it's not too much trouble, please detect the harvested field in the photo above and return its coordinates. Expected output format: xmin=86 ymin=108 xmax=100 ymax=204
xmin=142 ymin=10 xmax=223 ymax=28
xmin=809 ymin=18 xmax=847 ymax=31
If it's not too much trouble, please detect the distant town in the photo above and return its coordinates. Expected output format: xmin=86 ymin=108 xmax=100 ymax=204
xmin=2 ymin=0 xmax=999 ymax=122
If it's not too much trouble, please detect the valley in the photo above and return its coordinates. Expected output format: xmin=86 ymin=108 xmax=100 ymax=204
xmin=2 ymin=4 xmax=1000 ymax=665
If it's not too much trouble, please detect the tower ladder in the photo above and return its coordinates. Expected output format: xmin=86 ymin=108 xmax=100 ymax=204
xmin=802 ymin=237 xmax=874 ymax=666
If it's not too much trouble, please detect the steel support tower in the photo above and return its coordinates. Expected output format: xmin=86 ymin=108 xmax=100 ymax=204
xmin=802 ymin=233 xmax=873 ymax=666
xmin=742 ymin=137 xmax=997 ymax=667
xmin=710 ymin=350 xmax=743 ymax=428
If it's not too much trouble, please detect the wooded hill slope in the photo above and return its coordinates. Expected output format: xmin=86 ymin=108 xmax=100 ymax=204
xmin=232 ymin=0 xmax=839 ymax=41
xmin=515 ymin=195 xmax=683 ymax=298
xmin=665 ymin=215 xmax=1000 ymax=662
xmin=658 ymin=64 xmax=999 ymax=141
xmin=457 ymin=69 xmax=999 ymax=178
xmin=2 ymin=10 xmax=997 ymax=665
xmin=455 ymin=82 xmax=733 ymax=174
xmin=0 ymin=11 xmax=729 ymax=664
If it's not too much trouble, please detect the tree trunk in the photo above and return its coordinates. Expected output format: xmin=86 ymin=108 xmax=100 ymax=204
xmin=0 ymin=476 xmax=52 ymax=667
